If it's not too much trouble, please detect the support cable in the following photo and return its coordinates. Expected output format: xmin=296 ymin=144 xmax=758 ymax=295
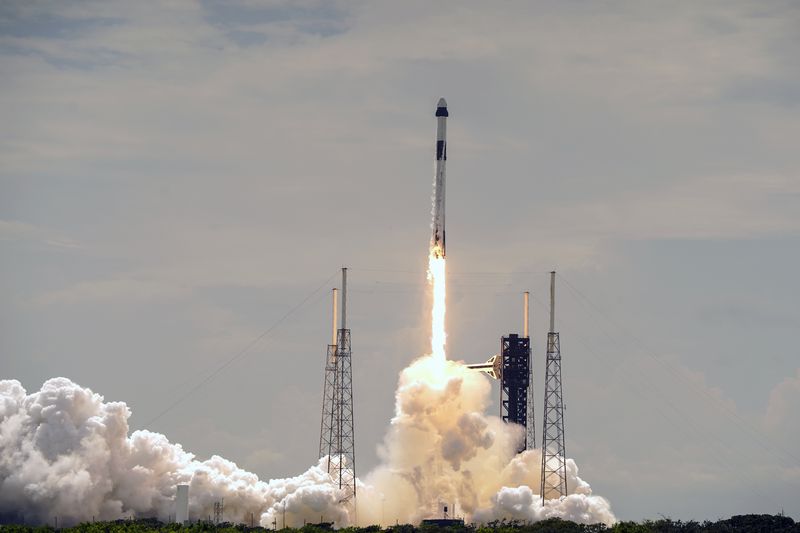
xmin=144 ymin=270 xmax=340 ymax=427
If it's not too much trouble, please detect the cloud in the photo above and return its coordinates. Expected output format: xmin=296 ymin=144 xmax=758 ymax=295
xmin=0 ymin=220 xmax=82 ymax=249
xmin=531 ymin=173 xmax=800 ymax=244
xmin=765 ymin=369 xmax=800 ymax=441
xmin=32 ymin=278 xmax=190 ymax=307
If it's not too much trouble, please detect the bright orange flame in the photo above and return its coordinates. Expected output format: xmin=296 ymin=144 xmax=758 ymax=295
xmin=427 ymin=245 xmax=446 ymax=362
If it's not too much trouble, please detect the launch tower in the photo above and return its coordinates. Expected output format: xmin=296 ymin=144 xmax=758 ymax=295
xmin=500 ymin=292 xmax=534 ymax=452
xmin=318 ymin=268 xmax=356 ymax=503
xmin=500 ymin=333 xmax=530 ymax=453
xmin=540 ymin=271 xmax=567 ymax=501
xmin=468 ymin=292 xmax=535 ymax=453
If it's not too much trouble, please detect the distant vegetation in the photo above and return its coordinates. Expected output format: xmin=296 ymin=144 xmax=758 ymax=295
xmin=1 ymin=515 xmax=798 ymax=533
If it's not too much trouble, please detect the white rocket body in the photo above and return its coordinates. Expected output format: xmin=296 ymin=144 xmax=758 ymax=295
xmin=431 ymin=97 xmax=448 ymax=258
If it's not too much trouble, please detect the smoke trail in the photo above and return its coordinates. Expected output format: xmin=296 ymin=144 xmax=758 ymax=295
xmin=0 ymin=362 xmax=614 ymax=527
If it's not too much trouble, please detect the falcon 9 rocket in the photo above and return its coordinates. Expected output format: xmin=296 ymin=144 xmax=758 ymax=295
xmin=431 ymin=97 xmax=448 ymax=258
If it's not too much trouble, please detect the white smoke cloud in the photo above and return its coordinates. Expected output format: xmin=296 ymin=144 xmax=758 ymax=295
xmin=0 ymin=378 xmax=348 ymax=527
xmin=0 ymin=356 xmax=615 ymax=527
xmin=473 ymin=487 xmax=615 ymax=525
xmin=356 ymin=355 xmax=615 ymax=526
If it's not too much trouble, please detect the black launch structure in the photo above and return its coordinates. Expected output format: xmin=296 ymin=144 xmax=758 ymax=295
xmin=319 ymin=268 xmax=356 ymax=504
xmin=501 ymin=291 xmax=536 ymax=453
xmin=541 ymin=271 xmax=567 ymax=502
xmin=500 ymin=333 xmax=531 ymax=454
xmin=468 ymin=292 xmax=536 ymax=453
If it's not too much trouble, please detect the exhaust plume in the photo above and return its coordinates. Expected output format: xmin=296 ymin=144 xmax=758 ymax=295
xmin=427 ymin=248 xmax=447 ymax=362
xmin=355 ymin=355 xmax=615 ymax=525
xmin=1 ymin=363 xmax=614 ymax=526
xmin=0 ymin=378 xmax=348 ymax=527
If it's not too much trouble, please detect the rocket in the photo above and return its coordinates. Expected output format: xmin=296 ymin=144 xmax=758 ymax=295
xmin=431 ymin=97 xmax=448 ymax=258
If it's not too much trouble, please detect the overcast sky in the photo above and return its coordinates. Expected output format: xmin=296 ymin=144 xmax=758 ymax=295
xmin=2 ymin=0 xmax=799 ymax=522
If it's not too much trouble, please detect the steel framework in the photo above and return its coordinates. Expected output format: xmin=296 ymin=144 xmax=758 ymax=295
xmin=319 ymin=341 xmax=337 ymax=459
xmin=541 ymin=272 xmax=567 ymax=502
xmin=213 ymin=500 xmax=223 ymax=525
xmin=524 ymin=292 xmax=535 ymax=450
xmin=501 ymin=334 xmax=530 ymax=453
xmin=318 ymin=269 xmax=356 ymax=504
xmin=526 ymin=348 xmax=536 ymax=451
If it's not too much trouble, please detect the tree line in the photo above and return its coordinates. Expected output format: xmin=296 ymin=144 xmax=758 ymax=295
xmin=1 ymin=514 xmax=797 ymax=533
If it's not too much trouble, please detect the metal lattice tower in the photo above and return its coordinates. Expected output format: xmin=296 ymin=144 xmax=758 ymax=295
xmin=541 ymin=271 xmax=567 ymax=502
xmin=319 ymin=288 xmax=338 ymax=462
xmin=318 ymin=268 xmax=356 ymax=504
xmin=524 ymin=292 xmax=536 ymax=450
xmin=213 ymin=500 xmax=223 ymax=525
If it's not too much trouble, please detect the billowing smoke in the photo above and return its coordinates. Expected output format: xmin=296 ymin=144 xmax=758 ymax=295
xmin=0 ymin=357 xmax=615 ymax=527
xmin=0 ymin=378 xmax=348 ymax=526
xmin=356 ymin=356 xmax=615 ymax=525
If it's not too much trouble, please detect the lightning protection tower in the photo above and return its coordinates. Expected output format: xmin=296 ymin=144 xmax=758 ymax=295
xmin=213 ymin=500 xmax=223 ymax=525
xmin=524 ymin=292 xmax=536 ymax=450
xmin=540 ymin=271 xmax=567 ymax=502
xmin=318 ymin=268 xmax=356 ymax=504
xmin=319 ymin=288 xmax=338 ymax=463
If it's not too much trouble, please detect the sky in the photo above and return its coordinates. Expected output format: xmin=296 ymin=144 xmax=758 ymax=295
xmin=2 ymin=0 xmax=799 ymax=522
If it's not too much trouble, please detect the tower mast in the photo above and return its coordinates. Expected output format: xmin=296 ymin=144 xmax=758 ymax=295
xmin=318 ymin=270 xmax=356 ymax=504
xmin=541 ymin=271 xmax=567 ymax=501
xmin=524 ymin=291 xmax=536 ymax=450
xmin=319 ymin=289 xmax=338 ymax=461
